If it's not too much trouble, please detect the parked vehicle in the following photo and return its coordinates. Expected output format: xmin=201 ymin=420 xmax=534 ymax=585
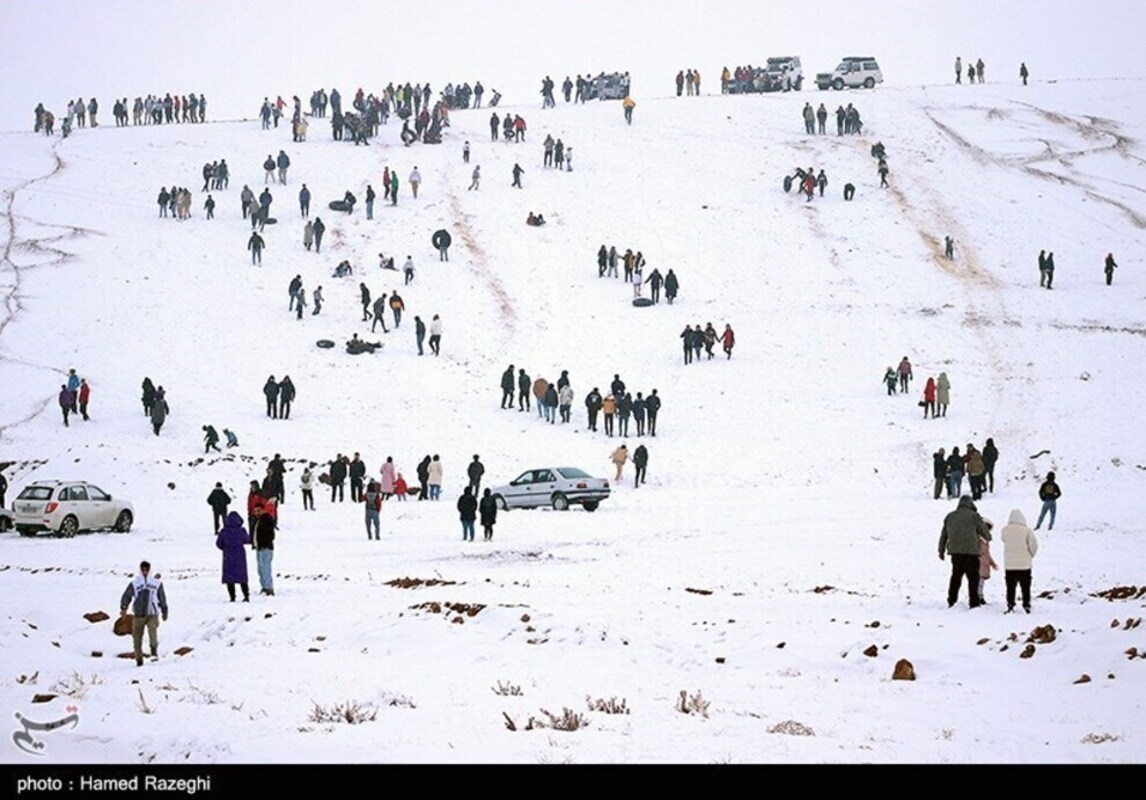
xmin=12 ymin=480 xmax=134 ymax=537
xmin=490 ymin=467 xmax=611 ymax=512
xmin=586 ymin=72 xmax=631 ymax=100
xmin=816 ymin=57 xmax=883 ymax=90
xmin=765 ymin=56 xmax=803 ymax=91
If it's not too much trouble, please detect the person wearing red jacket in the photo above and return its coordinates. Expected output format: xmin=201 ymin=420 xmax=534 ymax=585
xmin=78 ymin=379 xmax=91 ymax=421
xmin=922 ymin=377 xmax=937 ymax=419
xmin=721 ymin=325 xmax=736 ymax=359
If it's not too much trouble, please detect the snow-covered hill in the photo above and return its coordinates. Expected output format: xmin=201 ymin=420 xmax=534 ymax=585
xmin=1 ymin=73 xmax=1144 ymax=763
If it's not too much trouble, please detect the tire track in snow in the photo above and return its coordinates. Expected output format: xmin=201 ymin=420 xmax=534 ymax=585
xmin=445 ymin=186 xmax=517 ymax=333
xmin=0 ymin=143 xmax=100 ymax=442
xmin=924 ymin=106 xmax=1146 ymax=230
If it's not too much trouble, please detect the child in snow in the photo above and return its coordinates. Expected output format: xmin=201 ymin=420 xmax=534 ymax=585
xmin=978 ymin=523 xmax=997 ymax=605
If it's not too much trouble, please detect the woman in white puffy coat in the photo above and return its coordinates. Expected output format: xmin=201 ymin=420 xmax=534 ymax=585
xmin=1000 ymin=509 xmax=1039 ymax=614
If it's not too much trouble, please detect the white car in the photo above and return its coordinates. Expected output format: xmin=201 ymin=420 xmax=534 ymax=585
xmin=816 ymin=57 xmax=883 ymax=90
xmin=490 ymin=467 xmax=611 ymax=512
xmin=12 ymin=480 xmax=134 ymax=537
xmin=765 ymin=56 xmax=803 ymax=91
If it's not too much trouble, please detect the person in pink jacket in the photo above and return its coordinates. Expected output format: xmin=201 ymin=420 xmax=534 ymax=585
xmin=380 ymin=457 xmax=397 ymax=499
xmin=977 ymin=522 xmax=998 ymax=605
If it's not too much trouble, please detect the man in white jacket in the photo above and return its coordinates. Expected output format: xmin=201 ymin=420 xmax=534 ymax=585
xmin=119 ymin=561 xmax=169 ymax=666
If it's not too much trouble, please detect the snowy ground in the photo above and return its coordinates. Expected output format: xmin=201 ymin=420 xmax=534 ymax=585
xmin=1 ymin=72 xmax=1145 ymax=764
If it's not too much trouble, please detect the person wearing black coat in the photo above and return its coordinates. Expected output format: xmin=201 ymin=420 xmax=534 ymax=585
xmin=348 ymin=453 xmax=367 ymax=502
xmin=457 ymin=486 xmax=478 ymax=541
xmin=617 ymin=392 xmax=633 ymax=437
xmin=597 ymin=245 xmax=608 ymax=277
xmin=203 ymin=425 xmax=221 ymax=453
xmin=312 ymin=217 xmax=325 ymax=253
xmin=360 ymin=283 xmax=371 ymax=321
xmin=645 ymin=389 xmax=661 ymax=436
xmin=517 ymin=368 xmax=531 ymax=412
xmin=329 ymin=454 xmax=348 ymax=502
xmin=263 ymin=376 xmax=280 ymax=419
xmin=664 ymin=269 xmax=679 ymax=304
xmin=489 ymin=111 xmax=499 ymax=141
xmin=479 ymin=488 xmax=498 ymax=540
xmin=633 ymin=444 xmax=648 ymax=487
xmin=417 ymin=455 xmax=431 ymax=501
xmin=932 ymin=448 xmax=948 ymax=500
xmin=278 ymin=376 xmax=296 ymax=419
xmin=585 ymin=388 xmax=602 ymax=431
xmin=141 ymin=377 xmax=157 ymax=417
xmin=500 ymin=365 xmax=515 ymax=409
xmin=207 ymin=482 xmax=231 ymax=533
xmin=468 ymin=455 xmax=485 ymax=494
xmin=981 ymin=439 xmax=999 ymax=493
xmin=544 ymin=383 xmax=559 ymax=424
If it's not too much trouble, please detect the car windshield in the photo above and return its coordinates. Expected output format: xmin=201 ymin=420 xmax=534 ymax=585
xmin=17 ymin=486 xmax=55 ymax=501
xmin=556 ymin=468 xmax=591 ymax=479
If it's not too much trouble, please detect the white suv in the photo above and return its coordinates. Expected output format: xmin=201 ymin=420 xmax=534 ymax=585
xmin=765 ymin=56 xmax=803 ymax=91
xmin=13 ymin=480 xmax=134 ymax=537
xmin=816 ymin=57 xmax=883 ymax=90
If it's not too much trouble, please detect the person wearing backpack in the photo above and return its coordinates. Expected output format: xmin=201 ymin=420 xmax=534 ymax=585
xmin=363 ymin=480 xmax=383 ymax=540
xmin=119 ymin=561 xmax=169 ymax=666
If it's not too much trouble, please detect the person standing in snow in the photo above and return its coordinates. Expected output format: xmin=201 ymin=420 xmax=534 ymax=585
xmin=623 ymin=95 xmax=635 ymax=125
xmin=203 ymin=425 xmax=221 ymax=453
xmin=428 ymin=314 xmax=442 ymax=356
xmin=1034 ymin=471 xmax=1061 ymax=530
xmin=363 ymin=480 xmax=383 ymax=541
xmin=936 ymin=372 xmax=951 ymax=417
xmin=558 ymin=382 xmax=574 ymax=423
xmin=469 ymin=165 xmax=481 ymax=191
xmin=878 ymin=157 xmax=889 ymax=188
xmin=1019 ymin=62 xmax=1029 ymax=86
xmin=77 ymin=378 xmax=91 ymax=421
xmin=645 ymin=389 xmax=661 ymax=436
xmin=1104 ymin=253 xmax=1117 ymax=286
xmin=479 ymin=489 xmax=497 ymax=541
xmin=457 ymin=486 xmax=477 ymax=542
xmin=977 ymin=524 xmax=998 ymax=605
xmin=897 ymin=357 xmax=913 ymax=394
xmin=500 ymin=365 xmax=516 ymax=409
xmin=150 ymin=389 xmax=169 ymax=435
xmin=467 ymin=455 xmax=485 ymax=495
xmin=955 ymin=56 xmax=962 ymax=84
xmin=300 ymin=468 xmax=315 ymax=510
xmin=428 ymin=455 xmax=444 ymax=501
xmin=276 ymin=150 xmax=290 ymax=184
xmin=409 ymin=166 xmax=422 ymax=199
xmin=1001 ymin=509 xmax=1038 ymax=613
xmin=932 ymin=448 xmax=948 ymax=500
xmin=252 ymin=500 xmax=276 ymax=596
xmin=945 ymin=236 xmax=955 ymax=259
xmin=938 ymin=496 xmax=990 ymax=609
xmin=263 ymin=376 xmax=279 ymax=419
xmin=278 ymin=376 xmax=296 ymax=419
xmin=664 ymin=269 xmax=679 ymax=304
xmin=585 ymin=387 xmax=602 ymax=431
xmin=512 ymin=162 xmax=524 ymax=188
xmin=217 ymin=513 xmax=251 ymax=602
xmin=602 ymin=393 xmax=617 ymax=436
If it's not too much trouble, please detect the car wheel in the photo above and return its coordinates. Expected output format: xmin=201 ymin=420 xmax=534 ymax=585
xmin=551 ymin=493 xmax=569 ymax=511
xmin=114 ymin=511 xmax=133 ymax=533
xmin=832 ymin=78 xmax=844 ymax=91
xmin=494 ymin=494 xmax=508 ymax=511
xmin=583 ymin=501 xmax=599 ymax=512
xmin=0 ymin=517 xmax=8 ymax=533
xmin=863 ymin=77 xmax=875 ymax=89
xmin=59 ymin=515 xmax=79 ymax=538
